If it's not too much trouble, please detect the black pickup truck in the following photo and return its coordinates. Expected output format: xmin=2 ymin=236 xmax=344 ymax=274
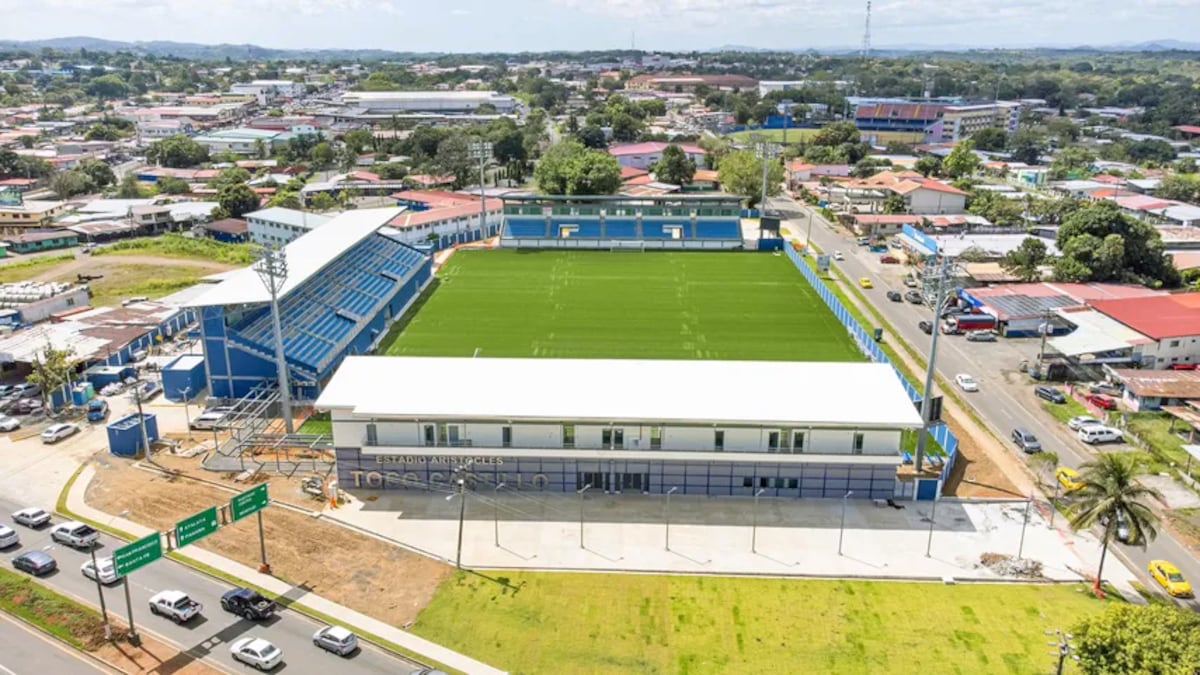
xmin=220 ymin=587 xmax=277 ymax=620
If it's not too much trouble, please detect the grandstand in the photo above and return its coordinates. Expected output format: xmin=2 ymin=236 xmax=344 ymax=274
xmin=500 ymin=194 xmax=747 ymax=250
xmin=854 ymin=102 xmax=946 ymax=134
xmin=190 ymin=208 xmax=431 ymax=400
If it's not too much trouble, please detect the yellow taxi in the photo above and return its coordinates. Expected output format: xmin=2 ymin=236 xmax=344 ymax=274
xmin=1148 ymin=559 xmax=1192 ymax=598
xmin=1055 ymin=467 xmax=1084 ymax=493
xmin=858 ymin=277 xmax=873 ymax=289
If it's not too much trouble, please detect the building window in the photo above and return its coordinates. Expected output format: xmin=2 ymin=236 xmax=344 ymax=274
xmin=563 ymin=424 xmax=575 ymax=448
xmin=852 ymin=432 xmax=865 ymax=454
xmin=742 ymin=477 xmax=753 ymax=488
xmin=365 ymin=423 xmax=378 ymax=446
xmin=501 ymin=426 xmax=512 ymax=448
xmin=650 ymin=426 xmax=662 ymax=450
xmin=1170 ymin=340 xmax=1181 ymax=348
xmin=714 ymin=430 xmax=725 ymax=451
xmin=613 ymin=428 xmax=624 ymax=449
xmin=792 ymin=431 xmax=805 ymax=453
xmin=602 ymin=428 xmax=612 ymax=447
xmin=768 ymin=431 xmax=780 ymax=453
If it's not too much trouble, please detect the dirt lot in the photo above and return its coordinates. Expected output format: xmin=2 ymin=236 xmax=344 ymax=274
xmin=0 ymin=252 xmax=235 ymax=307
xmin=94 ymin=628 xmax=223 ymax=675
xmin=941 ymin=407 xmax=1024 ymax=498
xmin=85 ymin=455 xmax=450 ymax=627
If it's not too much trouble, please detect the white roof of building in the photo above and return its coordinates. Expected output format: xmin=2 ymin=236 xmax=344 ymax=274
xmin=244 ymin=207 xmax=333 ymax=230
xmin=342 ymin=91 xmax=507 ymax=101
xmin=318 ymin=357 xmax=924 ymax=429
xmin=187 ymin=208 xmax=402 ymax=307
xmin=1049 ymin=309 xmax=1153 ymax=357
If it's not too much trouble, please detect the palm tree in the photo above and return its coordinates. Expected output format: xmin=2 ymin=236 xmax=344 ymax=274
xmin=1068 ymin=453 xmax=1161 ymax=593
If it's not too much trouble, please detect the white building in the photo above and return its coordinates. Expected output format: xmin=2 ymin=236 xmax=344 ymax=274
xmin=245 ymin=207 xmax=333 ymax=247
xmin=938 ymin=102 xmax=1020 ymax=142
xmin=1090 ymin=293 xmax=1200 ymax=370
xmin=230 ymin=80 xmax=305 ymax=105
xmin=382 ymin=198 xmax=502 ymax=246
xmin=317 ymin=357 xmax=923 ymax=499
xmin=338 ymin=91 xmax=518 ymax=114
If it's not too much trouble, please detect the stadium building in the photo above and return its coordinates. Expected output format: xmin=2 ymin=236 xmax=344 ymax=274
xmin=189 ymin=208 xmax=431 ymax=400
xmin=319 ymin=357 xmax=924 ymax=499
xmin=500 ymin=195 xmax=746 ymax=250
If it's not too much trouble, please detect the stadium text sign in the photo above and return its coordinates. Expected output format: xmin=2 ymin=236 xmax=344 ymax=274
xmin=350 ymin=470 xmax=551 ymax=490
xmin=371 ymin=455 xmax=505 ymax=466
xmin=113 ymin=533 xmax=163 ymax=576
xmin=229 ymin=483 xmax=269 ymax=522
xmin=175 ymin=506 xmax=219 ymax=548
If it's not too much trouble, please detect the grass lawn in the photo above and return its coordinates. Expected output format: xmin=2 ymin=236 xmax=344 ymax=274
xmin=1040 ymin=397 xmax=1089 ymax=425
xmin=0 ymin=252 xmax=75 ymax=283
xmin=59 ymin=263 xmax=205 ymax=307
xmin=93 ymin=233 xmax=255 ymax=265
xmin=726 ymin=128 xmax=925 ymax=145
xmin=412 ymin=571 xmax=1111 ymax=675
xmin=0 ymin=566 xmax=105 ymax=650
xmin=298 ymin=412 xmax=333 ymax=435
xmin=1127 ymin=412 xmax=1197 ymax=479
xmin=381 ymin=250 xmax=862 ymax=362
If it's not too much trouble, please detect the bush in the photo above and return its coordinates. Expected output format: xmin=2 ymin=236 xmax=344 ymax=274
xmin=93 ymin=233 xmax=255 ymax=265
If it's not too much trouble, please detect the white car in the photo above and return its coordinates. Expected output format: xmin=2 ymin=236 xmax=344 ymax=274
xmin=833 ymin=251 xmax=845 ymax=261
xmin=312 ymin=625 xmax=358 ymax=656
xmin=40 ymin=423 xmax=80 ymax=444
xmin=0 ymin=524 xmax=18 ymax=548
xmin=231 ymin=637 xmax=282 ymax=670
xmin=1067 ymin=415 xmax=1104 ymax=431
xmin=955 ymin=374 xmax=979 ymax=392
xmin=50 ymin=521 xmax=99 ymax=549
xmin=81 ymin=556 xmax=122 ymax=584
xmin=12 ymin=507 xmax=51 ymax=528
xmin=149 ymin=590 xmax=203 ymax=624
xmin=190 ymin=412 xmax=226 ymax=430
xmin=1078 ymin=425 xmax=1124 ymax=445
xmin=0 ymin=415 xmax=19 ymax=432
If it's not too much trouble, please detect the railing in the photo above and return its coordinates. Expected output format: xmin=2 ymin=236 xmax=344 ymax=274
xmin=783 ymin=245 xmax=959 ymax=493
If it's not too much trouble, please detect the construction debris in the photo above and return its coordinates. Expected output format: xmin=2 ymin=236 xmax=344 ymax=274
xmin=979 ymin=552 xmax=1044 ymax=579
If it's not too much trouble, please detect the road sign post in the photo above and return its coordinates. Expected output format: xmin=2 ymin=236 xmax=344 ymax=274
xmin=230 ymin=483 xmax=271 ymax=573
xmin=175 ymin=506 xmax=219 ymax=549
xmin=112 ymin=533 xmax=162 ymax=646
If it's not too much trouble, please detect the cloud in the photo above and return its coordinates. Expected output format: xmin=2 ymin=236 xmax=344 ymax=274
xmin=451 ymin=8 xmax=470 ymax=15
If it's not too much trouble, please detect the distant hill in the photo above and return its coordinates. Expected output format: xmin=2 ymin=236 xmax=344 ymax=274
xmin=0 ymin=36 xmax=423 ymax=61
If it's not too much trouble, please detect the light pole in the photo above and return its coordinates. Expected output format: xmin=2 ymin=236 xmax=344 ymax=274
xmin=91 ymin=509 xmax=129 ymax=641
xmin=751 ymin=488 xmax=766 ymax=553
xmin=1017 ymin=495 xmax=1032 ymax=560
xmin=446 ymin=478 xmax=466 ymax=568
xmin=130 ymin=383 xmax=152 ymax=458
xmin=1046 ymin=629 xmax=1077 ymax=675
xmin=915 ymin=252 xmax=951 ymax=472
xmin=664 ymin=487 xmax=677 ymax=551
xmin=925 ymin=497 xmax=938 ymax=557
xmin=577 ymin=484 xmax=591 ymax=549
xmin=468 ymin=140 xmax=493 ymax=244
xmin=804 ymin=209 xmax=815 ymax=255
xmin=254 ymin=247 xmax=294 ymax=434
xmin=837 ymin=491 xmax=853 ymax=556
xmin=754 ymin=141 xmax=781 ymax=216
xmin=178 ymin=386 xmax=192 ymax=440
xmin=493 ymin=482 xmax=505 ymax=548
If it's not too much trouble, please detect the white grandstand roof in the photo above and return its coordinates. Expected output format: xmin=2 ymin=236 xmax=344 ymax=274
xmin=318 ymin=357 xmax=924 ymax=429
xmin=187 ymin=208 xmax=403 ymax=307
xmin=243 ymin=207 xmax=333 ymax=230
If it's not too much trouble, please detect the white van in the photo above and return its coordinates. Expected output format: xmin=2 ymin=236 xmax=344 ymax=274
xmin=190 ymin=412 xmax=226 ymax=430
xmin=1078 ymin=426 xmax=1123 ymax=445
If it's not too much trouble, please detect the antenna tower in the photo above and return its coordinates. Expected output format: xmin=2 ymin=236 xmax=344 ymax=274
xmin=861 ymin=0 xmax=872 ymax=60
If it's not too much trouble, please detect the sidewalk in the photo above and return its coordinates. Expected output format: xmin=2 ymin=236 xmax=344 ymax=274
xmin=67 ymin=465 xmax=506 ymax=675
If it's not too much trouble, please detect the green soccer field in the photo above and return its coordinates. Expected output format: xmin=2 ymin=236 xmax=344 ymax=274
xmin=379 ymin=250 xmax=862 ymax=362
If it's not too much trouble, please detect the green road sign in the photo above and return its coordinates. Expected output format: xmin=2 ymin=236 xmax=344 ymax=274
xmin=113 ymin=532 xmax=163 ymax=576
xmin=175 ymin=506 xmax=219 ymax=548
xmin=230 ymin=483 xmax=269 ymax=522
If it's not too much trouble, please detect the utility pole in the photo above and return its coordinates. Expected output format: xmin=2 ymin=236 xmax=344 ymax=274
xmin=468 ymin=140 xmax=493 ymax=243
xmin=1038 ymin=307 xmax=1052 ymax=365
xmin=178 ymin=386 xmax=192 ymax=441
xmin=492 ymin=482 xmax=504 ymax=548
xmin=254 ymin=247 xmax=294 ymax=434
xmin=751 ymin=488 xmax=766 ymax=553
xmin=914 ymin=252 xmax=951 ymax=473
xmin=577 ymin=484 xmax=591 ymax=549
xmin=132 ymin=383 xmax=152 ymax=458
xmin=754 ymin=141 xmax=780 ymax=216
xmin=1046 ymin=629 xmax=1077 ymax=674
xmin=664 ymin=487 xmax=677 ymax=551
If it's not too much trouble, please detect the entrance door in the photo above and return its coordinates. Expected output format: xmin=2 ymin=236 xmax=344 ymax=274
xmin=423 ymin=424 xmax=435 ymax=447
xmin=621 ymin=473 xmax=647 ymax=492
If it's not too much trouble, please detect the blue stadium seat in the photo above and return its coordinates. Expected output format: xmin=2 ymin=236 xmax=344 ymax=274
xmin=604 ymin=219 xmax=638 ymax=238
xmin=504 ymin=218 xmax=548 ymax=237
xmin=695 ymin=220 xmax=741 ymax=239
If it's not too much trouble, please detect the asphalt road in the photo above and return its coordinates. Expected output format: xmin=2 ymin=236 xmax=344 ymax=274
xmin=770 ymin=194 xmax=1200 ymax=607
xmin=0 ymin=496 xmax=425 ymax=675
xmin=0 ymin=611 xmax=109 ymax=675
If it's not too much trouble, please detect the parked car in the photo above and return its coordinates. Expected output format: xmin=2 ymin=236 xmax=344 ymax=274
xmin=12 ymin=550 xmax=56 ymax=576
xmin=965 ymin=330 xmax=998 ymax=342
xmin=190 ymin=412 xmax=226 ymax=430
xmin=12 ymin=507 xmax=51 ymax=528
xmin=11 ymin=382 xmax=40 ymax=398
xmin=1078 ymin=426 xmax=1124 ymax=445
xmin=312 ymin=625 xmax=358 ymax=656
xmin=0 ymin=415 xmax=19 ymax=431
xmin=1167 ymin=363 xmax=1198 ymax=371
xmin=1068 ymin=415 xmax=1104 ymax=431
xmin=955 ymin=374 xmax=979 ymax=392
xmin=833 ymin=251 xmax=844 ymax=261
xmin=41 ymin=423 xmax=80 ymax=444
xmin=221 ymin=588 xmax=276 ymax=620
xmin=880 ymin=254 xmax=900 ymax=264
xmin=1035 ymin=386 xmax=1066 ymax=403
xmin=903 ymin=276 xmax=917 ymax=287
xmin=50 ymin=521 xmax=99 ymax=549
xmin=149 ymin=590 xmax=204 ymax=624
xmin=1010 ymin=428 xmax=1042 ymax=453
xmin=0 ymin=524 xmax=18 ymax=548
xmin=230 ymin=637 xmax=282 ymax=671
xmin=1055 ymin=467 xmax=1084 ymax=493
xmin=858 ymin=277 xmax=873 ymax=289
xmin=904 ymin=290 xmax=923 ymax=304
xmin=13 ymin=398 xmax=41 ymax=415
xmin=918 ymin=320 xmax=933 ymax=335
xmin=81 ymin=556 xmax=122 ymax=584
xmin=1089 ymin=382 xmax=1122 ymax=397
xmin=86 ymin=399 xmax=109 ymax=422
xmin=886 ymin=290 xmax=902 ymax=302
xmin=855 ymin=236 xmax=870 ymax=246
xmin=1149 ymin=560 xmax=1192 ymax=598
xmin=1084 ymin=393 xmax=1118 ymax=410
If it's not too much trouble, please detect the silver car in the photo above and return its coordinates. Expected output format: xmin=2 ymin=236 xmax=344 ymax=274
xmin=0 ymin=524 xmax=18 ymax=549
xmin=313 ymin=625 xmax=358 ymax=656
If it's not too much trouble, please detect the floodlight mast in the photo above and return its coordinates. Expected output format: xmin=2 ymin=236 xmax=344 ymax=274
xmin=254 ymin=246 xmax=294 ymax=434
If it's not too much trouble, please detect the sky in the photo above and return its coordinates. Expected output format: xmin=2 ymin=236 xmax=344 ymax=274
xmin=2 ymin=0 xmax=1198 ymax=52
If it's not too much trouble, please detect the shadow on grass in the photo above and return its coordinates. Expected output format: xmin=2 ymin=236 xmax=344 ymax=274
xmin=460 ymin=568 xmax=526 ymax=596
xmin=375 ymin=277 xmax=442 ymax=354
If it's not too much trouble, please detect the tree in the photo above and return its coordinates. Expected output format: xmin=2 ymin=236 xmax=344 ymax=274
xmin=852 ymin=157 xmax=891 ymax=178
xmin=811 ymin=121 xmax=860 ymax=147
xmin=115 ymin=173 xmax=146 ymax=198
xmin=76 ymin=159 xmax=115 ymax=189
xmin=1175 ymin=157 xmax=1198 ymax=174
xmin=49 ymin=170 xmax=94 ymax=198
xmin=309 ymin=192 xmax=337 ymax=211
xmin=1050 ymin=146 xmax=1095 ymax=179
xmin=717 ymin=150 xmax=784 ymax=208
xmin=434 ymin=135 xmax=473 ymax=189
xmin=267 ymin=190 xmax=302 ymax=209
xmin=943 ymin=140 xmax=981 ymax=179
xmin=1046 ymin=117 xmax=1080 ymax=144
xmin=308 ymin=141 xmax=334 ymax=170
xmin=883 ymin=193 xmax=908 ymax=214
xmin=217 ymin=182 xmax=260 ymax=218
xmin=155 ymin=176 xmax=190 ymax=195
xmin=1054 ymin=201 xmax=1180 ymax=287
xmin=26 ymin=345 xmax=77 ymax=410
xmin=1155 ymin=175 xmax=1200 ymax=203
xmin=1074 ymin=603 xmax=1200 ymax=674
xmin=86 ymin=74 xmax=129 ymax=100
xmin=1008 ymin=128 xmax=1047 ymax=165
xmin=653 ymin=144 xmax=696 ymax=186
xmin=1000 ymin=237 xmax=1049 ymax=282
xmin=970 ymin=127 xmax=1007 ymax=152
xmin=209 ymin=166 xmax=251 ymax=189
xmin=697 ymin=135 xmax=731 ymax=170
xmin=576 ymin=125 xmax=607 ymax=149
xmin=610 ymin=112 xmax=641 ymax=143
xmin=533 ymin=139 xmax=621 ymax=196
xmin=146 ymin=134 xmax=209 ymax=168
xmin=342 ymin=128 xmax=374 ymax=156
xmin=914 ymin=155 xmax=942 ymax=177
xmin=1068 ymin=453 xmax=1161 ymax=592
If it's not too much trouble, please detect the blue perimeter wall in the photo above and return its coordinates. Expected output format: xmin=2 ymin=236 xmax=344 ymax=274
xmin=783 ymin=245 xmax=958 ymax=500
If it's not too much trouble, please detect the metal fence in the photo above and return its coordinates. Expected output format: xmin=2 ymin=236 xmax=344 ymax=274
xmin=783 ymin=245 xmax=959 ymax=490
